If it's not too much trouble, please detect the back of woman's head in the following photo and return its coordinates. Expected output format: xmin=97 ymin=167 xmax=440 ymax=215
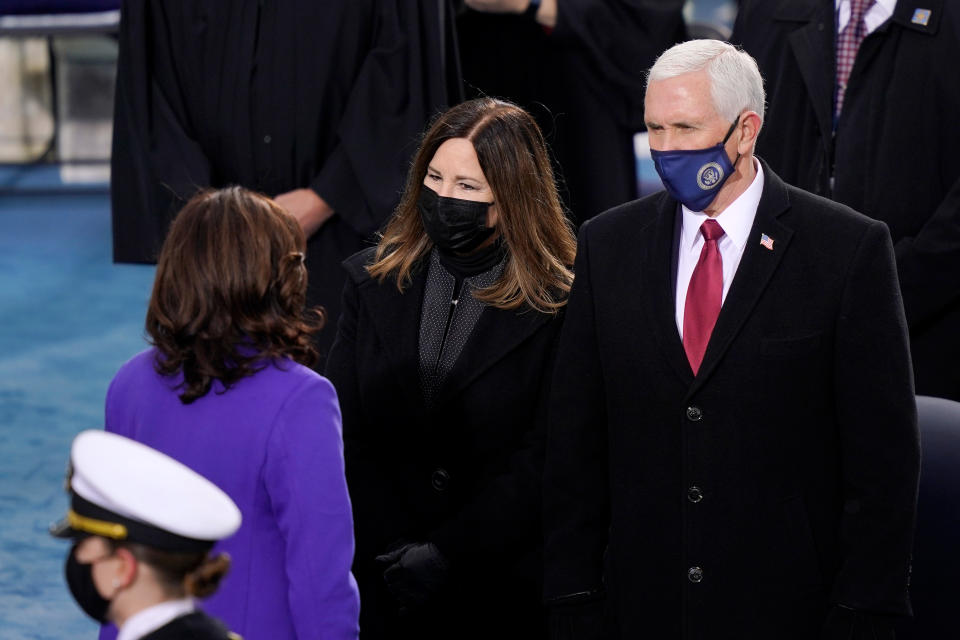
xmin=371 ymin=97 xmax=576 ymax=313
xmin=115 ymin=542 xmax=231 ymax=600
xmin=146 ymin=186 xmax=324 ymax=403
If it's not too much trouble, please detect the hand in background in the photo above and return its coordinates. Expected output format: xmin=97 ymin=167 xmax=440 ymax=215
xmin=274 ymin=188 xmax=334 ymax=238
xmin=464 ymin=0 xmax=527 ymax=13
xmin=376 ymin=542 xmax=449 ymax=610
xmin=465 ymin=0 xmax=557 ymax=27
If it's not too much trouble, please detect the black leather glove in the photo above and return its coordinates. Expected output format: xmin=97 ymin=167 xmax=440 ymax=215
xmin=821 ymin=605 xmax=896 ymax=640
xmin=376 ymin=542 xmax=449 ymax=610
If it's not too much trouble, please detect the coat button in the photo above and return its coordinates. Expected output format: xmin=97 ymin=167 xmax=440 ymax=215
xmin=431 ymin=468 xmax=450 ymax=492
xmin=263 ymin=134 xmax=272 ymax=144
xmin=686 ymin=406 xmax=703 ymax=422
xmin=688 ymin=566 xmax=703 ymax=583
xmin=687 ymin=486 xmax=703 ymax=503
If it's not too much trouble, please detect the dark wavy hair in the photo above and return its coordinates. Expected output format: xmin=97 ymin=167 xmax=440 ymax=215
xmin=368 ymin=97 xmax=576 ymax=313
xmin=146 ymin=186 xmax=324 ymax=404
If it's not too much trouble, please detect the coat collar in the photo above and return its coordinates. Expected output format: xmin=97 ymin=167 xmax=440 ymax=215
xmin=890 ymin=0 xmax=943 ymax=35
xmin=356 ymin=254 xmax=553 ymax=412
xmin=775 ymin=0 xmax=835 ymax=150
xmin=689 ymin=158 xmax=794 ymax=396
xmin=638 ymin=192 xmax=696 ymax=387
xmin=357 ymin=258 xmax=429 ymax=416
xmin=639 ymin=158 xmax=794 ymax=394
xmin=434 ymin=296 xmax=552 ymax=404
xmin=770 ymin=0 xmax=944 ymax=29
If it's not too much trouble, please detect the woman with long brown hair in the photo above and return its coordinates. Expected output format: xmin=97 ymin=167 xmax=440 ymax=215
xmin=325 ymin=97 xmax=576 ymax=639
xmin=102 ymin=187 xmax=360 ymax=640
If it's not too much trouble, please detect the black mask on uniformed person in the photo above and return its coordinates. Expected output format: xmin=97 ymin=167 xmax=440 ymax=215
xmin=418 ymin=185 xmax=495 ymax=253
xmin=65 ymin=544 xmax=112 ymax=623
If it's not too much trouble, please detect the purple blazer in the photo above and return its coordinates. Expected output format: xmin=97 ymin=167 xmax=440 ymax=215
xmin=100 ymin=348 xmax=360 ymax=640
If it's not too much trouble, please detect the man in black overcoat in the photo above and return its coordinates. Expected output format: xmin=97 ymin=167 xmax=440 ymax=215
xmin=110 ymin=0 xmax=461 ymax=362
xmin=543 ymin=39 xmax=920 ymax=639
xmin=731 ymin=0 xmax=960 ymax=400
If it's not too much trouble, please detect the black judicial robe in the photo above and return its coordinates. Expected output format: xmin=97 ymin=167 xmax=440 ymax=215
xmin=111 ymin=0 xmax=461 ymax=359
xmin=456 ymin=1 xmax=685 ymax=225
xmin=732 ymin=0 xmax=960 ymax=400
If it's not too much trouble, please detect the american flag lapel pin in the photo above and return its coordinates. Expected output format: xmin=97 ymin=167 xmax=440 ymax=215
xmin=760 ymin=233 xmax=775 ymax=251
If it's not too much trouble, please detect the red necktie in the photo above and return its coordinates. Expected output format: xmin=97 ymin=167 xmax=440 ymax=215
xmin=835 ymin=0 xmax=875 ymax=118
xmin=683 ymin=219 xmax=725 ymax=376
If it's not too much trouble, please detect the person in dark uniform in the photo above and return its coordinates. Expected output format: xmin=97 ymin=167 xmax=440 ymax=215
xmin=110 ymin=0 xmax=462 ymax=363
xmin=325 ymin=97 xmax=577 ymax=639
xmin=731 ymin=0 xmax=960 ymax=400
xmin=50 ymin=430 xmax=243 ymax=640
xmin=457 ymin=0 xmax=686 ymax=225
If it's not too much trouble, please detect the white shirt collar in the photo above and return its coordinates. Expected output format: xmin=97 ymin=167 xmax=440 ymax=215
xmin=680 ymin=158 xmax=764 ymax=256
xmin=117 ymin=598 xmax=196 ymax=640
xmin=836 ymin=0 xmax=898 ymax=34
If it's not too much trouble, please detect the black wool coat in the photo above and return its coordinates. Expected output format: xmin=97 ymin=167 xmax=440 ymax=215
xmin=543 ymin=163 xmax=920 ymax=639
xmin=325 ymin=248 xmax=563 ymax=640
xmin=732 ymin=0 xmax=960 ymax=400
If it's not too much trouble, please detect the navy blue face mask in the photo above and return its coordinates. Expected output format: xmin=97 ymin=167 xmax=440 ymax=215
xmin=650 ymin=116 xmax=741 ymax=212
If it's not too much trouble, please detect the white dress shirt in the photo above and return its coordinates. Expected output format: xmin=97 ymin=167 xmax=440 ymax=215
xmin=836 ymin=0 xmax=897 ymax=35
xmin=675 ymin=159 xmax=765 ymax=338
xmin=117 ymin=598 xmax=196 ymax=640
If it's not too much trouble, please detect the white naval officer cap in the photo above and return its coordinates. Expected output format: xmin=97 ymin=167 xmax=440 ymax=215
xmin=50 ymin=430 xmax=241 ymax=553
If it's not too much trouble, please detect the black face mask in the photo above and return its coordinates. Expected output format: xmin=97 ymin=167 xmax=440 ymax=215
xmin=65 ymin=544 xmax=112 ymax=623
xmin=418 ymin=185 xmax=495 ymax=253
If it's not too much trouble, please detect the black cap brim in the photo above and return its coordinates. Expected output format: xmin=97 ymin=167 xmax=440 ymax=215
xmin=49 ymin=517 xmax=85 ymax=540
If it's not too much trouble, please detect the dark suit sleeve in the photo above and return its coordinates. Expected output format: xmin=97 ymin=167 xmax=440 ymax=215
xmin=311 ymin=0 xmax=457 ymax=238
xmin=894 ymin=173 xmax=960 ymax=329
xmin=831 ymin=221 xmax=920 ymax=615
xmin=543 ymin=220 xmax=610 ymax=602
xmin=111 ymin=0 xmax=212 ymax=263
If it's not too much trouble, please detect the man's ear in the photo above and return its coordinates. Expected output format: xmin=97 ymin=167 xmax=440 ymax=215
xmin=737 ymin=111 xmax=762 ymax=155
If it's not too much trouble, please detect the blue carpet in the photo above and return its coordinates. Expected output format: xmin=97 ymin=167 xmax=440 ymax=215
xmin=0 ymin=192 xmax=155 ymax=638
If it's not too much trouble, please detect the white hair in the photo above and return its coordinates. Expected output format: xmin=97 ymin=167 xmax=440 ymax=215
xmin=646 ymin=39 xmax=766 ymax=125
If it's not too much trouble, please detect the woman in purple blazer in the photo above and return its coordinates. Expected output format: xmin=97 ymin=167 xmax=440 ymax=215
xmin=101 ymin=187 xmax=360 ymax=640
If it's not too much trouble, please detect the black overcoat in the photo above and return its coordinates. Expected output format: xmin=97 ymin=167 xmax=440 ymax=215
xmin=110 ymin=0 xmax=460 ymax=360
xmin=325 ymin=248 xmax=563 ymax=639
xmin=543 ymin=162 xmax=920 ymax=639
xmin=731 ymin=0 xmax=960 ymax=400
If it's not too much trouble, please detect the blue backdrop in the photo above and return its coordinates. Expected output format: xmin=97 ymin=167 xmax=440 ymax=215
xmin=0 ymin=184 xmax=154 ymax=638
